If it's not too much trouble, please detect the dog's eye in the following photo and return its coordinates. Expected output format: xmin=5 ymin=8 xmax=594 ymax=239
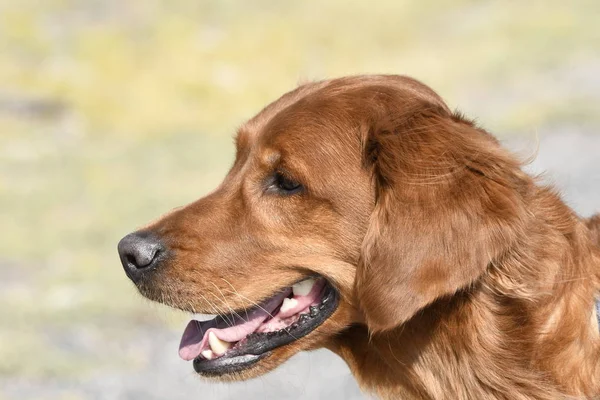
xmin=268 ymin=172 xmax=303 ymax=195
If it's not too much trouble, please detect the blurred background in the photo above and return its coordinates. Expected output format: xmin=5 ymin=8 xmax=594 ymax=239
xmin=1 ymin=1 xmax=599 ymax=399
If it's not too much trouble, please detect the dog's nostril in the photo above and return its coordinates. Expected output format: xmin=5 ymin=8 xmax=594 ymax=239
xmin=126 ymin=254 xmax=142 ymax=268
xmin=127 ymin=246 xmax=158 ymax=269
xmin=118 ymin=231 xmax=166 ymax=282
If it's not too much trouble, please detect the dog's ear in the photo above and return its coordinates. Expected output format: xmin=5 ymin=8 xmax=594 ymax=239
xmin=356 ymin=104 xmax=527 ymax=332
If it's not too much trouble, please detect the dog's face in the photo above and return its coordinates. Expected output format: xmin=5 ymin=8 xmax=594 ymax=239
xmin=118 ymin=75 xmax=524 ymax=380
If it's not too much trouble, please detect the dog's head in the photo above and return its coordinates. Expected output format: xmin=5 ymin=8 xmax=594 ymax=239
xmin=118 ymin=75 xmax=525 ymax=379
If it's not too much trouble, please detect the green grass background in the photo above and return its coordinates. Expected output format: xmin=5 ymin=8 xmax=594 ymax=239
xmin=0 ymin=0 xmax=598 ymax=394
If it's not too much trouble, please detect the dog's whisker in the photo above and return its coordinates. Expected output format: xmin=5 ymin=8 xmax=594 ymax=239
xmin=220 ymin=278 xmax=250 ymax=322
xmin=221 ymin=288 xmax=276 ymax=320
xmin=209 ymin=291 xmax=239 ymax=327
xmin=210 ymin=282 xmax=247 ymax=323
xmin=198 ymin=292 xmax=233 ymax=327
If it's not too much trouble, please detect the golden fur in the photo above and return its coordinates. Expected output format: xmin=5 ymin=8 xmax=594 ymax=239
xmin=129 ymin=75 xmax=600 ymax=399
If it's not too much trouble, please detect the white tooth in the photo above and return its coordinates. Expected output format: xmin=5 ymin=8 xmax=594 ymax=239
xmin=208 ymin=332 xmax=232 ymax=356
xmin=292 ymin=278 xmax=316 ymax=297
xmin=193 ymin=313 xmax=218 ymax=321
xmin=201 ymin=349 xmax=214 ymax=360
xmin=280 ymin=297 xmax=298 ymax=314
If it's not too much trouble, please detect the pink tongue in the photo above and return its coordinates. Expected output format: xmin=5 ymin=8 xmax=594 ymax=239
xmin=178 ymin=289 xmax=291 ymax=361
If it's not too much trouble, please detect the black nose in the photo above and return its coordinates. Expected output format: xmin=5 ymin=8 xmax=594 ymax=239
xmin=118 ymin=231 xmax=165 ymax=282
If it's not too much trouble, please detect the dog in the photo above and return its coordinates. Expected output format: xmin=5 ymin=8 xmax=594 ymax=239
xmin=118 ymin=75 xmax=600 ymax=399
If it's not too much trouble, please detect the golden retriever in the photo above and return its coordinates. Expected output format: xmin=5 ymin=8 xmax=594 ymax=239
xmin=118 ymin=75 xmax=600 ymax=399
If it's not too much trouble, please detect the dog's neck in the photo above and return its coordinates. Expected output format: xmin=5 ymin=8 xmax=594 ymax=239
xmin=331 ymin=192 xmax=600 ymax=400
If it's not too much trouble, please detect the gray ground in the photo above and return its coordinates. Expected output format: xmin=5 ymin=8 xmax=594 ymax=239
xmin=2 ymin=128 xmax=598 ymax=400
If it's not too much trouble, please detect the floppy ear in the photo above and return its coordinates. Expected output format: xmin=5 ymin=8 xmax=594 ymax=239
xmin=356 ymin=104 xmax=527 ymax=332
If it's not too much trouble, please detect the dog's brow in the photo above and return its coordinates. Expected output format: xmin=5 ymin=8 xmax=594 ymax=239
xmin=261 ymin=149 xmax=281 ymax=168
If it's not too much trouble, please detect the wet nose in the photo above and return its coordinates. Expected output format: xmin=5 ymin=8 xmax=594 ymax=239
xmin=118 ymin=231 xmax=165 ymax=282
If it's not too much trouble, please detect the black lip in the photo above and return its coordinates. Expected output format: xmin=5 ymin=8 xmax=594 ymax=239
xmin=193 ymin=353 xmax=268 ymax=376
xmin=193 ymin=282 xmax=339 ymax=376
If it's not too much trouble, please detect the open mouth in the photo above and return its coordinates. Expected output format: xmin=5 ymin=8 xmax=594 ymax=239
xmin=178 ymin=277 xmax=338 ymax=376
